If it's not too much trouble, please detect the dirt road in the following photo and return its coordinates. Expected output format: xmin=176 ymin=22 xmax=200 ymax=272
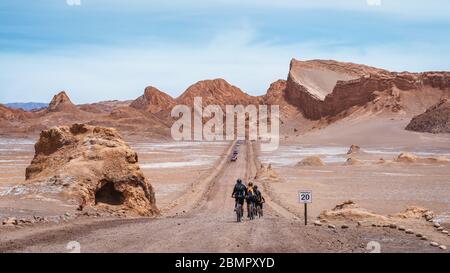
xmin=0 ymin=142 xmax=440 ymax=253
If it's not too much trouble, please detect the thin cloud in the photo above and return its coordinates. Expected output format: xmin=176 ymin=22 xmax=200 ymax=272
xmin=1 ymin=27 xmax=448 ymax=104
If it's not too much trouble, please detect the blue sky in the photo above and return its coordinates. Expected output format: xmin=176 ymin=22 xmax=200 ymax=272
xmin=1 ymin=0 xmax=450 ymax=103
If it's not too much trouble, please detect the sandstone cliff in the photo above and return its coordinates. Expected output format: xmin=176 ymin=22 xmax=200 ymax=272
xmin=285 ymin=59 xmax=450 ymax=120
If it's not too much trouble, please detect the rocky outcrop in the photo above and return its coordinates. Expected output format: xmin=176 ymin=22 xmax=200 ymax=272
xmin=297 ymin=156 xmax=324 ymax=166
xmin=47 ymin=91 xmax=77 ymax=112
xmin=25 ymin=124 xmax=158 ymax=216
xmin=285 ymin=59 xmax=450 ymax=120
xmin=421 ymin=72 xmax=450 ymax=90
xmin=405 ymin=98 xmax=450 ymax=133
xmin=261 ymin=79 xmax=300 ymax=118
xmin=262 ymin=80 xmax=288 ymax=105
xmin=319 ymin=200 xmax=388 ymax=222
xmin=130 ymin=86 xmax=176 ymax=114
xmin=395 ymin=152 xmax=450 ymax=164
xmin=345 ymin=158 xmax=362 ymax=166
xmin=177 ymin=78 xmax=257 ymax=106
xmin=347 ymin=144 xmax=361 ymax=155
xmin=255 ymin=163 xmax=278 ymax=180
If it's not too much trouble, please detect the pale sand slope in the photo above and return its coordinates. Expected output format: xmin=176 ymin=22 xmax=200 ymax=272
xmin=291 ymin=66 xmax=357 ymax=100
xmin=261 ymin=115 xmax=450 ymax=217
xmin=291 ymin=114 xmax=450 ymax=149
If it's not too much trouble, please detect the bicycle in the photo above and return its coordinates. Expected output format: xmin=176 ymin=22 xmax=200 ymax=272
xmin=248 ymin=202 xmax=255 ymax=220
xmin=256 ymin=203 xmax=263 ymax=218
xmin=236 ymin=202 xmax=243 ymax=222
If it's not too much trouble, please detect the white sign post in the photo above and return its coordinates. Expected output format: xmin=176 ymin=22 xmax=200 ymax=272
xmin=298 ymin=191 xmax=312 ymax=225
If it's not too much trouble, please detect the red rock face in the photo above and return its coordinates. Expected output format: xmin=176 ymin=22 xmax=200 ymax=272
xmin=284 ymin=59 xmax=450 ymax=120
xmin=176 ymin=78 xmax=258 ymax=106
xmin=130 ymin=86 xmax=176 ymax=114
xmin=47 ymin=91 xmax=77 ymax=112
xmin=263 ymin=80 xmax=287 ymax=105
xmin=421 ymin=72 xmax=450 ymax=89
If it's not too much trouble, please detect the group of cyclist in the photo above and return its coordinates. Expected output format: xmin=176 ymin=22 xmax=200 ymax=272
xmin=231 ymin=178 xmax=265 ymax=221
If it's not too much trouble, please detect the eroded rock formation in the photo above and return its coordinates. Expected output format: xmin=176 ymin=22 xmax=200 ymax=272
xmin=25 ymin=124 xmax=158 ymax=216
xmin=285 ymin=59 xmax=450 ymax=120
xmin=47 ymin=91 xmax=78 ymax=112
xmin=130 ymin=86 xmax=176 ymax=114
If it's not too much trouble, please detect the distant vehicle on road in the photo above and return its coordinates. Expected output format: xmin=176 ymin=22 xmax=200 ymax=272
xmin=231 ymin=154 xmax=238 ymax=161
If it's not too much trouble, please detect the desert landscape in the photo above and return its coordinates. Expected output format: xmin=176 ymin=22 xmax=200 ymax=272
xmin=0 ymin=58 xmax=449 ymax=253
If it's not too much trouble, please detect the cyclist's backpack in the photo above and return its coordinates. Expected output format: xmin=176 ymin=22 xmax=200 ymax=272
xmin=235 ymin=184 xmax=245 ymax=198
xmin=247 ymin=187 xmax=255 ymax=201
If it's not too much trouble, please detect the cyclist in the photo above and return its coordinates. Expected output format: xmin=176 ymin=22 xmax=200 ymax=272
xmin=253 ymin=185 xmax=265 ymax=216
xmin=246 ymin=182 xmax=255 ymax=218
xmin=231 ymin=179 xmax=246 ymax=212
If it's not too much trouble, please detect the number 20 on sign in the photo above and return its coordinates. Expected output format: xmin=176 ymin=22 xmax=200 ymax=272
xmin=298 ymin=191 xmax=312 ymax=225
xmin=298 ymin=191 xmax=312 ymax=203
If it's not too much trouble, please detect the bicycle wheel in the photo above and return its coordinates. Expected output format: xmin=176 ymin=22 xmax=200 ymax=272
xmin=236 ymin=204 xmax=242 ymax=222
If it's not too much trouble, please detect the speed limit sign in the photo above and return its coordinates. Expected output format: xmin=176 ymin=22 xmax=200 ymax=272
xmin=298 ymin=190 xmax=312 ymax=204
xmin=298 ymin=190 xmax=312 ymax=225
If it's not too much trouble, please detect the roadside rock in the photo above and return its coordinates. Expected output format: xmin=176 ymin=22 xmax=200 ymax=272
xmin=405 ymin=229 xmax=414 ymax=234
xmin=2 ymin=217 xmax=18 ymax=226
xmin=255 ymin=164 xmax=278 ymax=180
xmin=430 ymin=242 xmax=439 ymax=247
xmin=319 ymin=200 xmax=388 ymax=222
xmin=314 ymin=220 xmax=322 ymax=226
xmin=24 ymin=124 xmax=159 ymax=216
xmin=297 ymin=156 xmax=324 ymax=167
xmin=424 ymin=211 xmax=434 ymax=221
xmin=393 ymin=206 xmax=434 ymax=220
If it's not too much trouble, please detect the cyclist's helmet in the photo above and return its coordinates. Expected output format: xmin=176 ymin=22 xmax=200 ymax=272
xmin=248 ymin=182 xmax=253 ymax=187
xmin=237 ymin=179 xmax=242 ymax=184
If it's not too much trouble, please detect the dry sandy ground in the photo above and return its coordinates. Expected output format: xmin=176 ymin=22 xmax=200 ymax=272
xmin=260 ymin=116 xmax=450 ymax=250
xmin=263 ymin=116 xmax=450 ymax=215
xmin=0 ymin=141 xmax=447 ymax=253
